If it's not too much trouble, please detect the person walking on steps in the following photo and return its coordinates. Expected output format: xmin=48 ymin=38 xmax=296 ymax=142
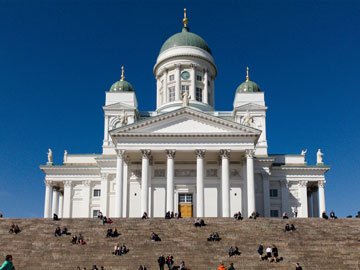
xmin=0 ymin=255 xmax=15 ymax=270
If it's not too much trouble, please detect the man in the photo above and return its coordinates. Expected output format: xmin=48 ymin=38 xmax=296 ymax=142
xmin=217 ymin=263 xmax=226 ymax=270
xmin=295 ymin=263 xmax=303 ymax=270
xmin=157 ymin=254 xmax=165 ymax=270
xmin=227 ymin=263 xmax=235 ymax=270
xmin=0 ymin=255 xmax=15 ymax=270
xmin=228 ymin=246 xmax=234 ymax=257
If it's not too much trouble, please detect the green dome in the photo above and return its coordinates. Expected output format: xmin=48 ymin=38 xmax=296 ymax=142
xmin=109 ymin=80 xmax=135 ymax=92
xmin=160 ymin=27 xmax=212 ymax=55
xmin=236 ymin=80 xmax=261 ymax=93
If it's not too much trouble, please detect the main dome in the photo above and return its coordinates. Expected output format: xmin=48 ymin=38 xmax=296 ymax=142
xmin=160 ymin=27 xmax=212 ymax=55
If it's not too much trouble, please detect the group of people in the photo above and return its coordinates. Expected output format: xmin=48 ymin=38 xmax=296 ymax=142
xmin=217 ymin=263 xmax=235 ymax=270
xmin=106 ymin=228 xmax=120 ymax=238
xmin=151 ymin=232 xmax=161 ymax=241
xmin=54 ymin=226 xmax=70 ymax=236
xmin=194 ymin=218 xmax=206 ymax=227
xmin=322 ymin=210 xmax=337 ymax=220
xmin=76 ymin=266 xmax=105 ymax=270
xmin=71 ymin=234 xmax=86 ymax=245
xmin=164 ymin=211 xmax=181 ymax=219
xmin=228 ymin=246 xmax=240 ymax=257
xmin=157 ymin=255 xmax=178 ymax=270
xmin=207 ymin=232 xmax=220 ymax=241
xmin=285 ymin=223 xmax=296 ymax=232
xmin=233 ymin=212 xmax=243 ymax=220
xmin=8 ymin=224 xmax=20 ymax=234
xmin=257 ymin=244 xmax=281 ymax=263
xmin=249 ymin=211 xmax=260 ymax=219
xmin=113 ymin=243 xmax=128 ymax=256
xmin=137 ymin=265 xmax=147 ymax=270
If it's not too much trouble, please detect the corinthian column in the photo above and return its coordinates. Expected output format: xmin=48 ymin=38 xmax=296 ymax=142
xmin=101 ymin=173 xmax=109 ymax=217
xmin=166 ymin=149 xmax=176 ymax=213
xmin=246 ymin=150 xmax=256 ymax=215
xmin=190 ymin=64 xmax=196 ymax=100
xmin=44 ymin=180 xmax=52 ymax=218
xmin=51 ymin=186 xmax=60 ymax=217
xmin=115 ymin=149 xmax=125 ymax=217
xmin=58 ymin=191 xmax=64 ymax=218
xmin=141 ymin=149 xmax=151 ymax=215
xmin=63 ymin=181 xmax=72 ymax=218
xmin=298 ymin=180 xmax=308 ymax=217
xmin=195 ymin=149 xmax=205 ymax=217
xmin=318 ymin=181 xmax=326 ymax=216
xmin=220 ymin=149 xmax=230 ymax=217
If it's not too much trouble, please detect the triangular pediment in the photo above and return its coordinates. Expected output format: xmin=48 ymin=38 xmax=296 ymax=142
xmin=103 ymin=102 xmax=136 ymax=111
xmin=234 ymin=103 xmax=268 ymax=111
xmin=110 ymin=107 xmax=261 ymax=136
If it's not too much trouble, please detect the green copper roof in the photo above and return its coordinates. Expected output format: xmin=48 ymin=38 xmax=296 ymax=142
xmin=110 ymin=80 xmax=135 ymax=92
xmin=236 ymin=80 xmax=261 ymax=93
xmin=160 ymin=27 xmax=212 ymax=55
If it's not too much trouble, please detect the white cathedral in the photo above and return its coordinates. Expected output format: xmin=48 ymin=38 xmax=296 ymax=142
xmin=41 ymin=10 xmax=330 ymax=219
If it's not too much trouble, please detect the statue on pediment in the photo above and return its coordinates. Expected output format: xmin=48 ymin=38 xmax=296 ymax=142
xmin=242 ymin=110 xmax=254 ymax=126
xmin=47 ymin=149 xmax=53 ymax=163
xmin=118 ymin=110 xmax=128 ymax=126
xmin=182 ymin=91 xmax=190 ymax=107
xmin=301 ymin=149 xmax=307 ymax=156
xmin=63 ymin=150 xmax=68 ymax=163
xmin=316 ymin=149 xmax=324 ymax=164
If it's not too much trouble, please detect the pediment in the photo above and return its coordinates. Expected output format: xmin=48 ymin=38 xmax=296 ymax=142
xmin=234 ymin=103 xmax=267 ymax=111
xmin=110 ymin=107 xmax=261 ymax=136
xmin=103 ymin=102 xmax=136 ymax=111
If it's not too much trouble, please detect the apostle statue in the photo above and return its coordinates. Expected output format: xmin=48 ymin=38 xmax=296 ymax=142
xmin=119 ymin=110 xmax=128 ymax=127
xmin=301 ymin=149 xmax=307 ymax=156
xmin=47 ymin=149 xmax=53 ymax=163
xmin=63 ymin=150 xmax=68 ymax=163
xmin=316 ymin=149 xmax=324 ymax=164
xmin=182 ymin=91 xmax=190 ymax=107
xmin=242 ymin=110 xmax=254 ymax=126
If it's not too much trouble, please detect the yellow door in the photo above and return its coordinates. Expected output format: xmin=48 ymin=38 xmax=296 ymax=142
xmin=179 ymin=204 xmax=193 ymax=218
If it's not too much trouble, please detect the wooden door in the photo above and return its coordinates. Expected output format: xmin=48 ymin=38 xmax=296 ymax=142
xmin=179 ymin=204 xmax=193 ymax=218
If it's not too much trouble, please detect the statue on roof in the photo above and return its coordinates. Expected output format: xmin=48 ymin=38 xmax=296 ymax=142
xmin=47 ymin=149 xmax=53 ymax=163
xmin=301 ymin=149 xmax=307 ymax=156
xmin=316 ymin=149 xmax=324 ymax=164
xmin=63 ymin=150 xmax=68 ymax=163
xmin=182 ymin=91 xmax=191 ymax=107
xmin=242 ymin=110 xmax=254 ymax=126
xmin=118 ymin=110 xmax=128 ymax=127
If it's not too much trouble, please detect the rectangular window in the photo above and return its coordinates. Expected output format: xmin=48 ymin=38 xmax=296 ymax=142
xmin=93 ymin=210 xmax=100 ymax=218
xmin=196 ymin=87 xmax=202 ymax=102
xmin=270 ymin=189 xmax=278 ymax=197
xmin=93 ymin=189 xmax=101 ymax=197
xmin=169 ymin=74 xmax=174 ymax=81
xmin=196 ymin=75 xmax=202 ymax=81
xmin=169 ymin=86 xmax=175 ymax=102
xmin=179 ymin=193 xmax=193 ymax=203
xmin=270 ymin=210 xmax=279 ymax=217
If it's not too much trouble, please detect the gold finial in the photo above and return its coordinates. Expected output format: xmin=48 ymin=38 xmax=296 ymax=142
xmin=246 ymin=66 xmax=249 ymax=82
xmin=120 ymin=66 xmax=125 ymax=81
xmin=183 ymin=8 xmax=188 ymax=27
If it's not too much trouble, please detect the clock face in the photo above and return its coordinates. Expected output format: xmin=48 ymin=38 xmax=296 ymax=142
xmin=181 ymin=71 xmax=190 ymax=80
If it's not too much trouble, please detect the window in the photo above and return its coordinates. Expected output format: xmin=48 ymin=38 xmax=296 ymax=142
xmin=179 ymin=193 xmax=193 ymax=203
xmin=93 ymin=189 xmax=101 ymax=197
xmin=169 ymin=74 xmax=174 ymax=81
xmin=270 ymin=189 xmax=278 ymax=197
xmin=93 ymin=210 xmax=101 ymax=218
xmin=181 ymin=85 xmax=189 ymax=98
xmin=169 ymin=86 xmax=175 ymax=102
xmin=208 ymin=80 xmax=210 ymax=87
xmin=196 ymin=87 xmax=202 ymax=102
xmin=270 ymin=210 xmax=279 ymax=217
xmin=196 ymin=75 xmax=202 ymax=81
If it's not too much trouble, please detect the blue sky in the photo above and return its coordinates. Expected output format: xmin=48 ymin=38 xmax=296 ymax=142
xmin=0 ymin=0 xmax=359 ymax=218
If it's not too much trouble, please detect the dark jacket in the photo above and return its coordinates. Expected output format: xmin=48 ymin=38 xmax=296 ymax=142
xmin=158 ymin=256 xmax=165 ymax=265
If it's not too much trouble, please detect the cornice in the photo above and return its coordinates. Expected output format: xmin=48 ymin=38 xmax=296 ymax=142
xmin=112 ymin=132 xmax=259 ymax=138
xmin=272 ymin=165 xmax=330 ymax=172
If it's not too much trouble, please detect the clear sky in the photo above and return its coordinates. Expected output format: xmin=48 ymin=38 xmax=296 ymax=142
xmin=0 ymin=0 xmax=359 ymax=218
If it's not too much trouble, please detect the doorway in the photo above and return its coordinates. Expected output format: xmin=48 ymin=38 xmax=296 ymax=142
xmin=178 ymin=193 xmax=193 ymax=218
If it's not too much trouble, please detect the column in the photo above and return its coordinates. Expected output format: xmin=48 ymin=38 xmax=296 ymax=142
xmin=51 ymin=186 xmax=59 ymax=217
xmin=148 ymin=158 xmax=153 ymax=217
xmin=312 ymin=189 xmax=319 ymax=217
xmin=122 ymin=160 xmax=129 ymax=217
xmin=204 ymin=69 xmax=208 ymax=104
xmin=298 ymin=180 xmax=308 ymax=217
xmin=281 ymin=180 xmax=289 ymax=215
xmin=58 ymin=191 xmax=64 ymax=218
xmin=166 ymin=149 xmax=176 ymax=213
xmin=83 ymin=181 xmax=91 ymax=218
xmin=162 ymin=69 xmax=167 ymax=104
xmin=141 ymin=149 xmax=151 ymax=215
xmin=101 ymin=173 xmax=109 ymax=217
xmin=175 ymin=64 xmax=181 ymax=100
xmin=44 ymin=180 xmax=52 ymax=218
xmin=262 ymin=174 xmax=270 ymax=217
xmin=104 ymin=116 xmax=109 ymax=142
xmin=307 ymin=191 xmax=313 ymax=217
xmin=246 ymin=150 xmax=256 ymax=215
xmin=242 ymin=161 xmax=248 ymax=217
xmin=63 ymin=181 xmax=72 ymax=218
xmin=220 ymin=149 xmax=230 ymax=217
xmin=190 ymin=64 xmax=196 ymax=100
xmin=115 ymin=149 xmax=125 ymax=217
xmin=318 ymin=181 xmax=326 ymax=216
xmin=195 ymin=149 xmax=205 ymax=217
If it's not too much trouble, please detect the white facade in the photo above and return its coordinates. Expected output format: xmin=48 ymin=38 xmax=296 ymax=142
xmin=40 ymin=16 xmax=330 ymax=219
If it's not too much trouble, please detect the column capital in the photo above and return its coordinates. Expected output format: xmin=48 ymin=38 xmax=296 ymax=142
xmin=195 ymin=149 xmax=206 ymax=158
xmin=220 ymin=149 xmax=231 ymax=159
xmin=141 ymin=149 xmax=152 ymax=159
xmin=166 ymin=149 xmax=176 ymax=159
xmin=299 ymin=180 xmax=308 ymax=187
xmin=44 ymin=180 xmax=53 ymax=187
xmin=115 ymin=149 xmax=126 ymax=158
xmin=64 ymin=181 xmax=72 ymax=188
xmin=53 ymin=186 xmax=61 ymax=192
xmin=245 ymin=149 xmax=255 ymax=158
xmin=318 ymin=180 xmax=326 ymax=188
xmin=100 ymin=173 xmax=108 ymax=180
xmin=83 ymin=180 xmax=91 ymax=187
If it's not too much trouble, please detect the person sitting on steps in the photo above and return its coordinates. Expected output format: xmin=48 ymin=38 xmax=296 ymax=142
xmin=233 ymin=211 xmax=243 ymax=220
xmin=165 ymin=211 xmax=171 ymax=219
xmin=170 ymin=212 xmax=174 ymax=218
xmin=282 ymin=212 xmax=289 ymax=219
xmin=151 ymin=232 xmax=161 ymax=241
xmin=322 ymin=211 xmax=329 ymax=219
xmin=62 ymin=227 xmax=70 ymax=235
xmin=217 ymin=263 xmax=226 ymax=270
xmin=113 ymin=243 xmax=121 ymax=255
xmin=0 ymin=254 xmax=15 ymax=270
xmin=330 ymin=210 xmax=337 ymax=219
xmin=266 ymin=246 xmax=272 ymax=262
xmin=257 ymin=243 xmax=264 ymax=260
xmin=228 ymin=246 xmax=234 ymax=257
xmin=53 ymin=213 xmax=59 ymax=221
xmin=77 ymin=234 xmax=86 ymax=245
xmin=142 ymin=212 xmax=148 ymax=219
xmin=272 ymin=245 xmax=280 ymax=262
xmin=295 ymin=263 xmax=303 ymax=270
xmin=121 ymin=243 xmax=128 ymax=254
xmin=234 ymin=246 xmax=240 ymax=256
xmin=137 ymin=265 xmax=147 ymax=270
xmin=227 ymin=263 xmax=235 ymax=270
xmin=106 ymin=228 xmax=113 ymax=238
xmin=54 ymin=226 xmax=61 ymax=237
xmin=71 ymin=235 xmax=77 ymax=244
xmin=285 ymin=224 xmax=291 ymax=232
xmin=290 ymin=224 xmax=296 ymax=231
xmin=112 ymin=228 xmax=120 ymax=237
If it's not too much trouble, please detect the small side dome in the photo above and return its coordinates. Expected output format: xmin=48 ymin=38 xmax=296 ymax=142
xmin=109 ymin=66 xmax=135 ymax=92
xmin=236 ymin=67 xmax=261 ymax=93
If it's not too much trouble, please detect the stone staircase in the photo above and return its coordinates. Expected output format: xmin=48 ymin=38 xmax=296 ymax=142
xmin=0 ymin=218 xmax=359 ymax=270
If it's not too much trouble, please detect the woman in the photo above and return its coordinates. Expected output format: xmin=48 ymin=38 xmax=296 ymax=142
xmin=114 ymin=243 xmax=120 ymax=255
xmin=266 ymin=246 xmax=272 ymax=262
xmin=179 ymin=261 xmax=186 ymax=270
xmin=272 ymin=245 xmax=279 ymax=262
xmin=0 ymin=255 xmax=14 ymax=270
xmin=257 ymin=244 xmax=264 ymax=260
